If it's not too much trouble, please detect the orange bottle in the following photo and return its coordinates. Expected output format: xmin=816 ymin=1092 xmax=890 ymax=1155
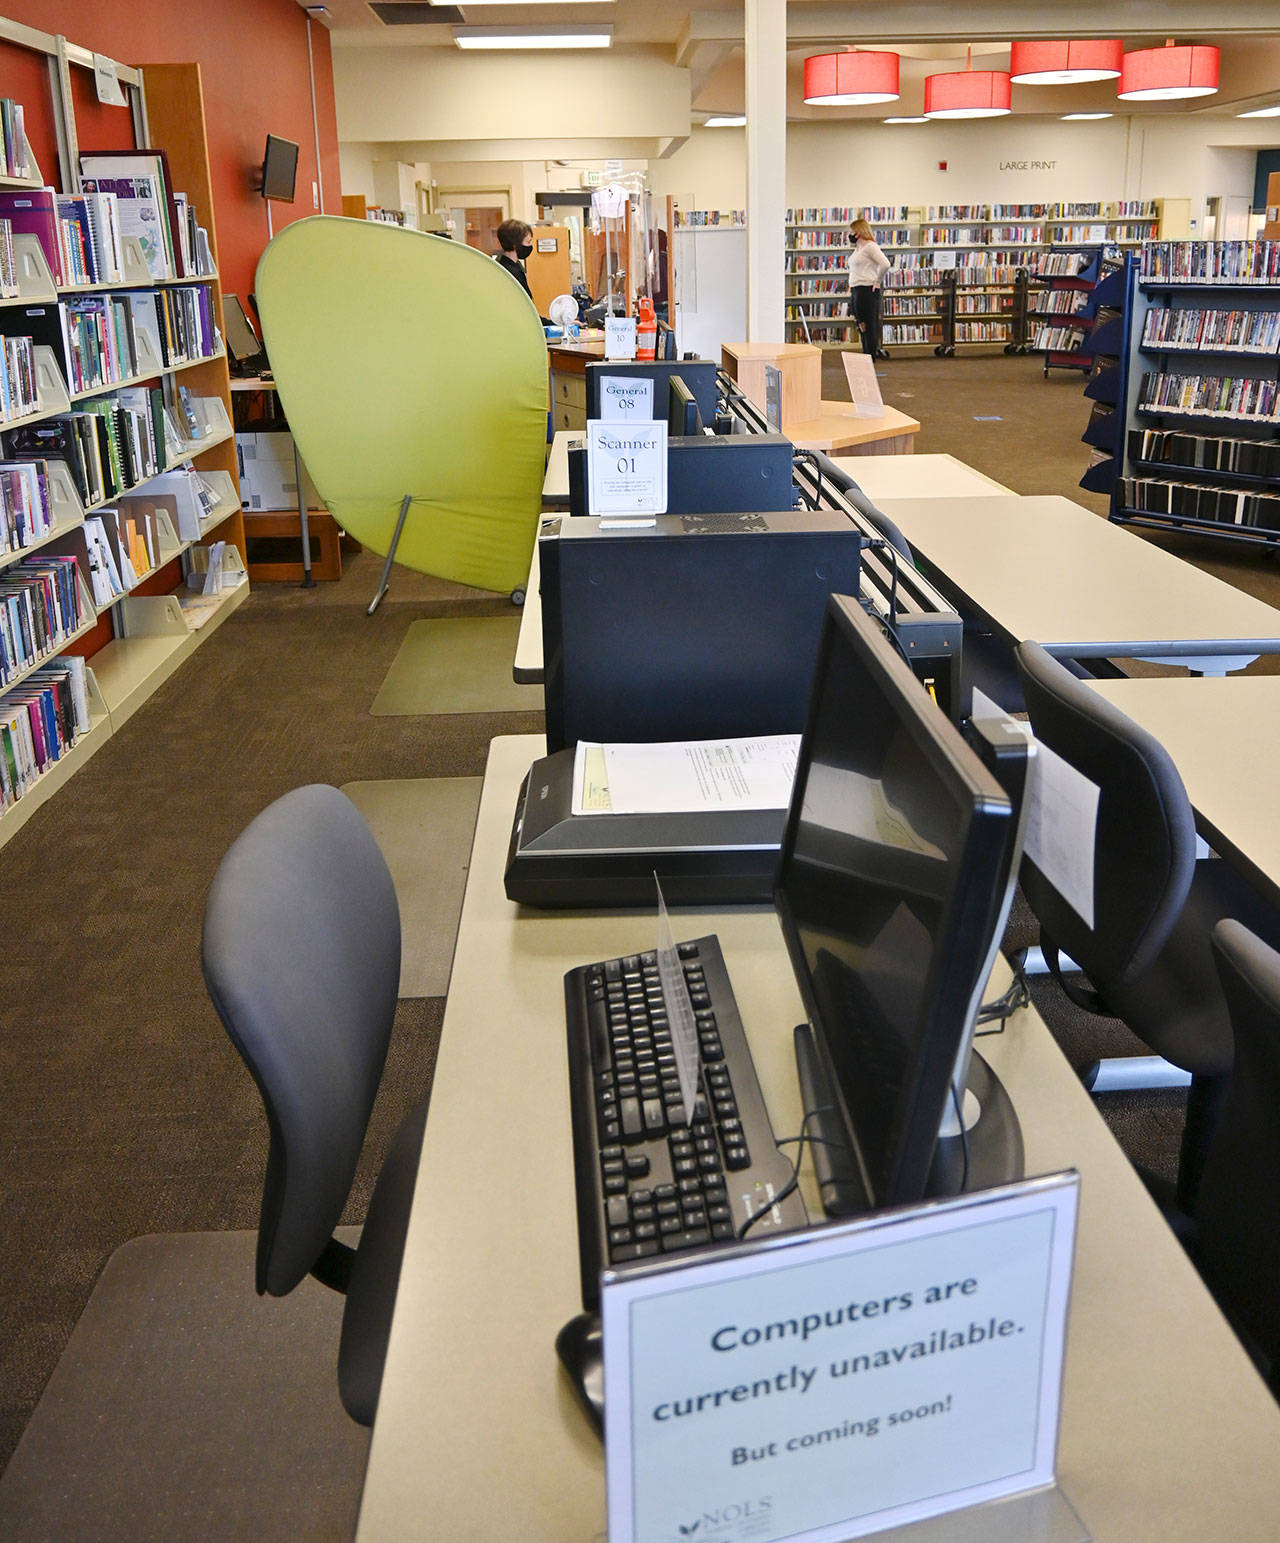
xmin=636 ymin=297 xmax=657 ymax=359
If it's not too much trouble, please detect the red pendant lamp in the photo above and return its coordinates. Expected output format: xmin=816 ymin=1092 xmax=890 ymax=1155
xmin=803 ymin=49 xmax=900 ymax=107
xmin=1118 ymin=40 xmax=1220 ymax=101
xmin=924 ymin=47 xmax=1011 ymax=119
xmin=1009 ymin=40 xmax=1123 ymax=85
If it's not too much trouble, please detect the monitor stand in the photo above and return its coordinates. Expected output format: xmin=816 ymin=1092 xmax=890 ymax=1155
xmin=793 ymin=1024 xmax=1024 ymax=1219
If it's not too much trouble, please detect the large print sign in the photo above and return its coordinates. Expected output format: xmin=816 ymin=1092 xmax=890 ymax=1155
xmin=601 ymin=1173 xmax=1079 ymax=1543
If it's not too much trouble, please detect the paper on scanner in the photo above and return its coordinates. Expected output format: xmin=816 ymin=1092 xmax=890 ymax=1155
xmin=571 ymin=735 xmax=800 ymax=817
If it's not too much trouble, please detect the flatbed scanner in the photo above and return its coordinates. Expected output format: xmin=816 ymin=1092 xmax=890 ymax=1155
xmin=504 ymin=747 xmax=785 ymax=908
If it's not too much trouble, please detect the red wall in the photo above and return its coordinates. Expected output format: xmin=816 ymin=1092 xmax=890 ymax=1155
xmin=0 ymin=0 xmax=342 ymax=305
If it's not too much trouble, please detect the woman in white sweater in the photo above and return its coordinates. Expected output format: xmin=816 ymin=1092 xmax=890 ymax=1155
xmin=847 ymin=217 xmax=891 ymax=359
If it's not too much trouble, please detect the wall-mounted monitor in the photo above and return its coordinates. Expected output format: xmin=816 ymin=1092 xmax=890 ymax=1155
xmin=260 ymin=135 xmax=299 ymax=202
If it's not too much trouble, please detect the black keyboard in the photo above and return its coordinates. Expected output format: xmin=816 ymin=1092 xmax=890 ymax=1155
xmin=564 ymin=934 xmax=808 ymax=1308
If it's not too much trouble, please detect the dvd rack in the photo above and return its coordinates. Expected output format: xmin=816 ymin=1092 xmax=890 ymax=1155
xmin=1107 ymin=242 xmax=1280 ymax=548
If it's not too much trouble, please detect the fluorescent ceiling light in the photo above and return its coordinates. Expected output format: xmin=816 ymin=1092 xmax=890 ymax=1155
xmin=454 ymin=26 xmax=612 ymax=49
xmin=703 ymin=115 xmax=746 ymax=127
xmin=1238 ymin=104 xmax=1280 ymax=118
xmin=1061 ymin=112 xmax=1113 ymax=120
xmin=884 ymin=116 xmax=928 ymax=124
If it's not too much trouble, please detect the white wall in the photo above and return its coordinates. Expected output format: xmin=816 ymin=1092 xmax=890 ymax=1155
xmin=650 ymin=116 xmax=1280 ymax=227
xmin=332 ymin=45 xmax=690 ymax=145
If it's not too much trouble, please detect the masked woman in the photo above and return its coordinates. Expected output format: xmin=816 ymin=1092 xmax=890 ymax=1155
xmin=847 ymin=218 xmax=891 ymax=360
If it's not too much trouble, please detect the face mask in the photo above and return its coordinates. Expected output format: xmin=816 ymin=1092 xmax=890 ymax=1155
xmin=516 ymin=242 xmax=533 ymax=260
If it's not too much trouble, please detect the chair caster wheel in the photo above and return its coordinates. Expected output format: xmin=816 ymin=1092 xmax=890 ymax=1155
xmin=510 ymin=588 xmax=526 ymax=608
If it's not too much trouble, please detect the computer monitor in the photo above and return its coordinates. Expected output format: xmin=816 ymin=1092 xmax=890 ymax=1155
xmin=667 ymin=375 xmax=703 ymax=438
xmin=221 ymin=294 xmax=268 ymax=373
xmin=775 ymin=594 xmax=1026 ymax=1217
xmin=585 ymin=358 xmax=718 ymax=424
xmin=260 ymin=135 xmax=299 ymax=202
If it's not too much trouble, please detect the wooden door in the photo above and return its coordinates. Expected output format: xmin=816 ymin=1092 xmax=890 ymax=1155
xmin=525 ymin=226 xmax=572 ymax=316
xmin=465 ymin=206 xmax=504 ymax=253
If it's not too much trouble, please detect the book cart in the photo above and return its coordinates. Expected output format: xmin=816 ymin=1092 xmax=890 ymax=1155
xmin=1108 ymin=240 xmax=1280 ymax=551
xmin=0 ymin=17 xmax=246 ymax=847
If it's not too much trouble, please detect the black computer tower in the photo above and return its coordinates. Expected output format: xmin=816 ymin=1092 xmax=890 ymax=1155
xmin=540 ymin=510 xmax=864 ymax=752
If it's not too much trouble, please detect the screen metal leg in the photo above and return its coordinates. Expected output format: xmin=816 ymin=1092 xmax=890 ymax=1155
xmin=368 ymin=494 xmax=413 ymax=616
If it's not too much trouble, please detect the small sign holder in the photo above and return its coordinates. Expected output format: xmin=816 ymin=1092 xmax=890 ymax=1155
xmin=586 ymin=419 xmax=668 ymax=518
xmin=842 ymin=353 xmax=886 ymax=420
xmin=602 ymin=1172 xmax=1088 ymax=1543
xmin=606 ymin=315 xmax=638 ymax=360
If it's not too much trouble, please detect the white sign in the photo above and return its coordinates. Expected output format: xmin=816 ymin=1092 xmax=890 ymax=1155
xmin=600 ymin=374 xmax=655 ymax=421
xmin=536 ymin=236 xmax=558 ymax=253
xmin=93 ymin=54 xmax=126 ymax=107
xmin=603 ymin=1173 xmax=1079 ymax=1543
xmin=605 ymin=316 xmax=638 ymax=360
xmin=587 ymin=419 xmax=667 ymax=516
xmin=1023 ymin=741 xmax=1100 ymax=929
xmin=842 ymin=353 xmax=885 ymax=420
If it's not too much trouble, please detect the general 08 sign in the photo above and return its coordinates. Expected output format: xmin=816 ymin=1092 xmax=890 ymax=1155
xmin=602 ymin=1172 xmax=1080 ymax=1543
xmin=587 ymin=419 xmax=668 ymax=516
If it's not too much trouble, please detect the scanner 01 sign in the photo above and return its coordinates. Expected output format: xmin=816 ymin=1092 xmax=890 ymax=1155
xmin=601 ymin=1173 xmax=1078 ymax=1543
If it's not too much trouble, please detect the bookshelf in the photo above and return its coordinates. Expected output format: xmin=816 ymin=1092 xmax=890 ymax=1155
xmin=785 ymin=201 xmax=1163 ymax=354
xmin=1110 ymin=240 xmax=1280 ymax=549
xmin=0 ymin=35 xmax=247 ymax=842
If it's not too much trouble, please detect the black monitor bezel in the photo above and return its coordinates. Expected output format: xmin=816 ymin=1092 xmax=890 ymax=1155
xmin=773 ymin=594 xmax=1014 ymax=1212
xmin=668 ymin=375 xmax=702 ymax=437
xmin=261 ymin=135 xmax=300 ymax=203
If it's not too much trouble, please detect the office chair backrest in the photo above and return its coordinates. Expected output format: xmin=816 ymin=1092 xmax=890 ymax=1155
xmin=1014 ymin=641 xmax=1197 ymax=993
xmin=202 ymin=785 xmax=401 ymax=1297
xmin=1198 ymin=920 xmax=1280 ymax=1378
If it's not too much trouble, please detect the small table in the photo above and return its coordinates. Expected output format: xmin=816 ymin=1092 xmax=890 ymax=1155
xmin=877 ymin=494 xmax=1280 ymax=674
xmin=785 ymin=401 xmax=920 ymax=455
xmin=831 ymin=452 xmax=1013 ymax=500
xmin=1085 ymin=675 xmax=1280 ymax=910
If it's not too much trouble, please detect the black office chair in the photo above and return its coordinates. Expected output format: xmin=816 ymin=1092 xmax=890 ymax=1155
xmin=1014 ymin=641 xmax=1280 ymax=1207
xmin=201 ymin=784 xmax=425 ymax=1425
xmin=1193 ymin=920 xmax=1280 ymax=1389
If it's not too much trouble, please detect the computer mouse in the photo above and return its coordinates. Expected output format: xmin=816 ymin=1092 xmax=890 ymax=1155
xmin=555 ymin=1311 xmax=604 ymax=1436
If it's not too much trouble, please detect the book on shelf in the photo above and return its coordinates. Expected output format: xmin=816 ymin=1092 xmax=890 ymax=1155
xmin=0 ymin=188 xmax=64 ymax=285
xmin=1139 ymin=370 xmax=1279 ymax=419
xmin=0 ymin=655 xmax=91 ymax=809
xmin=0 ymin=333 xmax=38 ymax=422
xmin=81 ymin=514 xmax=124 ymax=607
xmin=0 ymin=552 xmax=84 ymax=685
xmin=54 ymin=191 xmax=126 ymax=287
xmin=0 ymin=460 xmax=53 ymax=551
xmin=1141 ymin=241 xmax=1280 ymax=285
xmin=0 ymin=99 xmax=31 ymax=181
xmin=1141 ymin=307 xmax=1280 ymax=353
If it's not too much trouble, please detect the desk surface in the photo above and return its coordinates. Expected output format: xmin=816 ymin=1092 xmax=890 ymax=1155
xmin=832 ymin=452 xmax=1013 ymax=501
xmin=356 ymin=734 xmax=1280 ymax=1542
xmin=543 ymin=429 xmax=578 ymax=508
xmin=1086 ymin=674 xmax=1280 ymax=910
xmin=785 ymin=400 xmax=920 ymax=454
xmin=878 ymin=494 xmax=1280 ymax=665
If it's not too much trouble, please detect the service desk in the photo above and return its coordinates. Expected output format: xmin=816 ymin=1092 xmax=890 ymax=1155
xmin=355 ymin=735 xmax=1280 ymax=1542
xmin=877 ymin=494 xmax=1280 ymax=673
xmin=1085 ymin=674 xmax=1280 ymax=911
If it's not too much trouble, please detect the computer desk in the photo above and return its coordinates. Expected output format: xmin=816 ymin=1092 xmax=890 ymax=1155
xmin=354 ymin=733 xmax=1280 ymax=1543
xmin=1086 ymin=675 xmax=1280 ymax=911
xmin=877 ymin=494 xmax=1280 ymax=674
xmin=830 ymin=452 xmax=1014 ymax=502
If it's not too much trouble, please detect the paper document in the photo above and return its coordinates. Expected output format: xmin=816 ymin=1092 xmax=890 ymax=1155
xmin=571 ymin=735 xmax=800 ymax=817
xmin=1023 ymin=740 xmax=1100 ymax=929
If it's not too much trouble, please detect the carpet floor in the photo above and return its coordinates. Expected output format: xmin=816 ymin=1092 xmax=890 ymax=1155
xmin=0 ymin=350 xmax=1275 ymax=1492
